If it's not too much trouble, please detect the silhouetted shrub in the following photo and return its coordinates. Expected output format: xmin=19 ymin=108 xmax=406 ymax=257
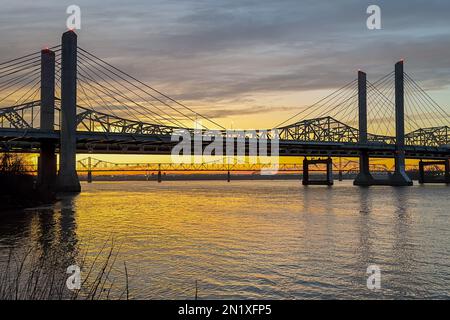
xmin=0 ymin=153 xmax=39 ymax=208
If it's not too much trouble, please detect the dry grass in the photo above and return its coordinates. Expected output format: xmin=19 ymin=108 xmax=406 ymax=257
xmin=0 ymin=239 xmax=129 ymax=300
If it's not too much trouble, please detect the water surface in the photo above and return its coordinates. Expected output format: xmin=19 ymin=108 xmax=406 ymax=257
xmin=0 ymin=180 xmax=449 ymax=299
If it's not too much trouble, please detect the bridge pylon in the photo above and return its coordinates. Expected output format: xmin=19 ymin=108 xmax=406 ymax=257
xmin=354 ymin=70 xmax=375 ymax=186
xmin=37 ymin=49 xmax=57 ymax=192
xmin=354 ymin=62 xmax=414 ymax=186
xmin=57 ymin=31 xmax=81 ymax=192
xmin=390 ymin=60 xmax=413 ymax=186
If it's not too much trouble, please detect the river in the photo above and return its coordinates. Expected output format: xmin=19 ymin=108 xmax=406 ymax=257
xmin=0 ymin=180 xmax=449 ymax=299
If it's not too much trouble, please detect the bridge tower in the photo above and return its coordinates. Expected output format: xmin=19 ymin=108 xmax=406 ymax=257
xmin=37 ymin=49 xmax=57 ymax=191
xmin=354 ymin=70 xmax=374 ymax=186
xmin=57 ymin=30 xmax=81 ymax=192
xmin=391 ymin=60 xmax=413 ymax=186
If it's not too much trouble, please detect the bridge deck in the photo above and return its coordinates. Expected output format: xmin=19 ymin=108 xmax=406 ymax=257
xmin=1 ymin=128 xmax=448 ymax=159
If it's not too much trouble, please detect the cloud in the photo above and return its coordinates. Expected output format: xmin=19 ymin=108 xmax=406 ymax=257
xmin=1 ymin=0 xmax=450 ymax=125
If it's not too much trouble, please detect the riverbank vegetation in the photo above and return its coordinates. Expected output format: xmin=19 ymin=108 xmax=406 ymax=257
xmin=0 ymin=153 xmax=54 ymax=209
xmin=0 ymin=240 xmax=129 ymax=300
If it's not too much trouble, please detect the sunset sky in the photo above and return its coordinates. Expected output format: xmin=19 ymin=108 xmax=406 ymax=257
xmin=1 ymin=0 xmax=450 ymax=163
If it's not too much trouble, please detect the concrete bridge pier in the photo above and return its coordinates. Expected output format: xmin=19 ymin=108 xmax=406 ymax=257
xmin=338 ymin=158 xmax=343 ymax=181
xmin=390 ymin=151 xmax=413 ymax=186
xmin=157 ymin=164 xmax=162 ymax=183
xmin=302 ymin=157 xmax=333 ymax=186
xmin=354 ymin=150 xmax=374 ymax=186
xmin=57 ymin=31 xmax=81 ymax=192
xmin=87 ymin=171 xmax=93 ymax=183
xmin=326 ymin=158 xmax=333 ymax=184
xmin=446 ymin=159 xmax=450 ymax=184
xmin=87 ymin=157 xmax=93 ymax=183
xmin=447 ymin=159 xmax=450 ymax=184
xmin=37 ymin=49 xmax=57 ymax=192
xmin=418 ymin=159 xmax=450 ymax=184
xmin=390 ymin=61 xmax=413 ymax=186
xmin=37 ymin=142 xmax=57 ymax=190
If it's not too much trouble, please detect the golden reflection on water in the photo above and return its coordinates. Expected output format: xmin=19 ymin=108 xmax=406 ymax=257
xmin=0 ymin=180 xmax=449 ymax=299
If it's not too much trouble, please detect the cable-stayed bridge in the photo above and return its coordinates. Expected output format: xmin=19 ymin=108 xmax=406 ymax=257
xmin=0 ymin=31 xmax=449 ymax=191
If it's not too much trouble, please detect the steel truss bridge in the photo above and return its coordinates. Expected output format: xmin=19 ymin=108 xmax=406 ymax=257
xmin=73 ymin=158 xmax=446 ymax=182
xmin=22 ymin=157 xmax=392 ymax=174
xmin=20 ymin=156 xmax=448 ymax=186
xmin=0 ymin=99 xmax=449 ymax=158
xmin=0 ymin=31 xmax=449 ymax=190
